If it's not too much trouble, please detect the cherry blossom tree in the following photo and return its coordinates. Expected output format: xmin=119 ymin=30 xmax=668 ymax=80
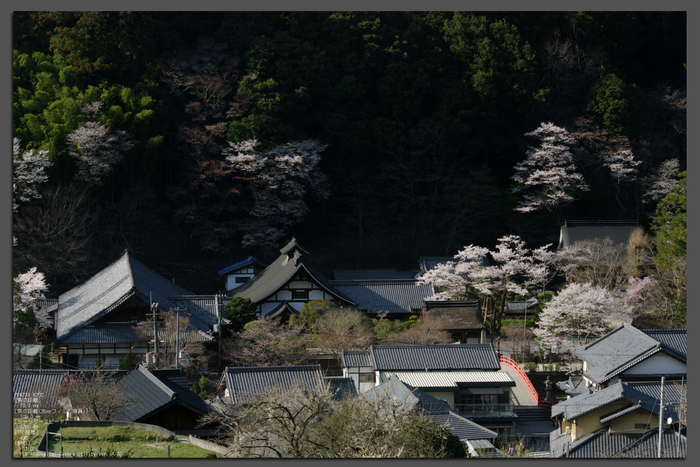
xmin=67 ymin=103 xmax=133 ymax=185
xmin=511 ymin=122 xmax=589 ymax=217
xmin=13 ymin=265 xmax=50 ymax=368
xmin=642 ymin=158 xmax=681 ymax=209
xmin=533 ymin=282 xmax=634 ymax=354
xmin=603 ymin=148 xmax=642 ymax=217
xmin=224 ymin=138 xmax=330 ymax=249
xmin=418 ymin=235 xmax=555 ymax=333
xmin=12 ymin=138 xmax=52 ymax=212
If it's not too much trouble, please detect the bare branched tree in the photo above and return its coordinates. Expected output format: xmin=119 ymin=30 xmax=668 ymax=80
xmin=58 ymin=367 xmax=132 ymax=421
xmin=201 ymin=381 xmax=466 ymax=458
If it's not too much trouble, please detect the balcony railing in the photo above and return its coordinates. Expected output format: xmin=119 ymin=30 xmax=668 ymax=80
xmin=453 ymin=403 xmax=515 ymax=419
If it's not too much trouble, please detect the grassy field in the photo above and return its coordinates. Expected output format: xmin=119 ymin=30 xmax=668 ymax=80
xmin=14 ymin=420 xmax=221 ymax=458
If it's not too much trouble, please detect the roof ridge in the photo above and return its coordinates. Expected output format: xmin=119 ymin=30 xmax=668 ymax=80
xmin=135 ymin=365 xmax=177 ymax=399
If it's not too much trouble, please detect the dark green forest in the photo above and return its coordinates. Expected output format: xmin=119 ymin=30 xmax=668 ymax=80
xmin=12 ymin=11 xmax=686 ymax=295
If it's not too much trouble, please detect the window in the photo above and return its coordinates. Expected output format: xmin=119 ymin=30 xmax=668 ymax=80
xmin=359 ymin=373 xmax=375 ymax=383
xmin=235 ymin=276 xmax=250 ymax=284
xmin=292 ymin=290 xmax=309 ymax=300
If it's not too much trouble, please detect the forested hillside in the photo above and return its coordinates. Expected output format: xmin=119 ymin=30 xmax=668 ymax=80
xmin=12 ymin=11 xmax=686 ymax=295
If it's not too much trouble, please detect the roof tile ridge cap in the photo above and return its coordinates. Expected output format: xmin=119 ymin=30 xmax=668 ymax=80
xmin=122 ymin=250 xmax=137 ymax=290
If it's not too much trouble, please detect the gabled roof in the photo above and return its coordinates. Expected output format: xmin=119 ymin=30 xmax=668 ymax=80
xmin=363 ymin=376 xmax=497 ymax=441
xmin=558 ymin=220 xmax=638 ymax=250
xmin=550 ymin=380 xmax=684 ymax=423
xmin=506 ymin=297 xmax=539 ymax=312
xmin=218 ymin=256 xmax=269 ymax=276
xmin=369 ymin=344 xmax=500 ymax=371
xmin=556 ymin=429 xmax=686 ymax=458
xmin=115 ymin=365 xmax=208 ymax=422
xmin=556 ymin=375 xmax=590 ymax=397
xmin=226 ymin=239 xmax=356 ymax=307
xmin=330 ymin=279 xmax=437 ymax=315
xmin=55 ymin=251 xmax=206 ymax=341
xmin=221 ymin=364 xmax=326 ymax=405
xmin=13 ymin=369 xmax=72 ymax=410
xmin=576 ymin=323 xmax=686 ymax=384
xmin=363 ymin=376 xmax=452 ymax=414
xmin=326 ymin=377 xmax=358 ymax=399
xmin=333 ymin=269 xmax=420 ymax=280
xmin=422 ymin=300 xmax=485 ymax=330
xmin=340 ymin=350 xmax=373 ymax=368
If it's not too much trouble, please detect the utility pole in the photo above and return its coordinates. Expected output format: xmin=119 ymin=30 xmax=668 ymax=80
xmin=658 ymin=376 xmax=665 ymax=458
xmin=175 ymin=307 xmax=180 ymax=369
xmin=146 ymin=302 xmax=162 ymax=369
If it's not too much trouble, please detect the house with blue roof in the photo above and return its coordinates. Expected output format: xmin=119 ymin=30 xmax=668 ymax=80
xmin=218 ymin=256 xmax=269 ymax=292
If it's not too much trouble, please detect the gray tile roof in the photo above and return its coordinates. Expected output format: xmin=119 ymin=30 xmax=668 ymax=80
xmin=641 ymin=328 xmax=687 ymax=361
xmin=340 ymin=350 xmax=373 ymax=368
xmin=363 ymin=376 xmax=452 ymax=414
xmin=56 ymin=251 xmax=209 ymax=342
xmin=326 ymin=377 xmax=358 ymax=399
xmin=551 ymin=380 xmax=685 ymax=423
xmin=558 ymin=429 xmax=686 ymax=458
xmin=330 ymin=279 xmax=437 ymax=315
xmin=558 ymin=220 xmax=639 ymax=250
xmin=369 ymin=344 xmax=500 ymax=371
xmin=556 ymin=375 xmax=590 ymax=397
xmin=426 ymin=411 xmax=498 ymax=441
xmin=575 ymin=323 xmax=686 ymax=384
xmin=422 ymin=301 xmax=485 ymax=330
xmin=114 ymin=365 xmax=208 ymax=422
xmin=363 ymin=376 xmax=497 ymax=441
xmin=13 ymin=369 xmax=71 ymax=411
xmin=226 ymin=239 xmax=356 ymax=307
xmin=221 ymin=364 xmax=326 ymax=405
xmin=333 ymin=269 xmax=420 ymax=280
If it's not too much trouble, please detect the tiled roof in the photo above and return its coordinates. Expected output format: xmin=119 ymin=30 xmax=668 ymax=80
xmin=59 ymin=323 xmax=142 ymax=344
xmin=363 ymin=376 xmax=497 ymax=441
xmin=576 ymin=323 xmax=686 ymax=384
xmin=422 ymin=301 xmax=485 ymax=330
xmin=333 ymin=269 xmax=420 ymax=280
xmin=384 ymin=371 xmax=514 ymax=390
xmin=221 ymin=364 xmax=326 ymax=405
xmin=551 ymin=380 xmax=684 ymax=423
xmin=369 ymin=344 xmax=500 ymax=371
xmin=340 ymin=350 xmax=373 ymax=368
xmin=363 ymin=376 xmax=452 ymax=414
xmin=426 ymin=411 xmax=498 ymax=441
xmin=218 ymin=256 xmax=269 ymax=276
xmin=641 ymin=328 xmax=687 ymax=361
xmin=558 ymin=429 xmax=686 ymax=458
xmin=170 ymin=295 xmax=225 ymax=327
xmin=13 ymin=369 xmax=71 ymax=410
xmin=55 ymin=251 xmax=207 ymax=341
xmin=226 ymin=239 xmax=356 ymax=307
xmin=326 ymin=377 xmax=358 ymax=399
xmin=558 ymin=220 xmax=638 ymax=250
xmin=330 ymin=280 xmax=437 ymax=315
xmin=115 ymin=365 xmax=208 ymax=422
xmin=556 ymin=375 xmax=590 ymax=397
